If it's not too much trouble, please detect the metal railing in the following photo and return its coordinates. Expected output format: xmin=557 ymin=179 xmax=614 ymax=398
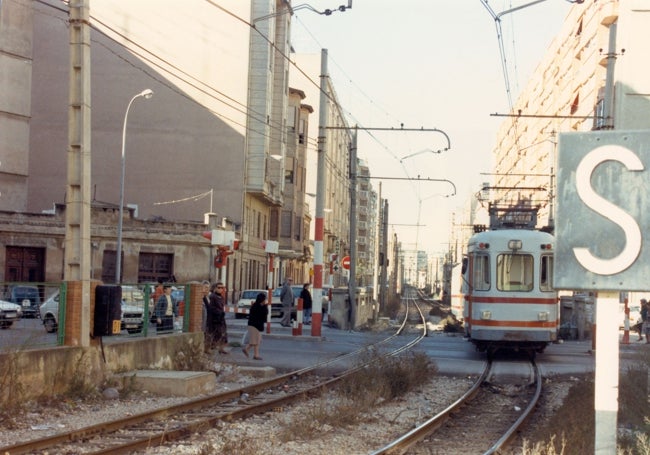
xmin=0 ymin=282 xmax=192 ymax=352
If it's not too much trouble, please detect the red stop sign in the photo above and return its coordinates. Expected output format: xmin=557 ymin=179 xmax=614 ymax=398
xmin=341 ymin=255 xmax=351 ymax=270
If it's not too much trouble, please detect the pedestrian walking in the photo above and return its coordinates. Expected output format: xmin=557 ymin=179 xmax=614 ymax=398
xmin=279 ymin=277 xmax=294 ymax=327
xmin=200 ymin=280 xmax=211 ymax=349
xmin=641 ymin=298 xmax=650 ymax=344
xmin=205 ymin=282 xmax=229 ymax=353
xmin=154 ymin=284 xmax=177 ymax=332
xmin=242 ymin=292 xmax=268 ymax=360
xmin=150 ymin=278 xmax=164 ymax=323
xmin=300 ymin=283 xmax=312 ymax=324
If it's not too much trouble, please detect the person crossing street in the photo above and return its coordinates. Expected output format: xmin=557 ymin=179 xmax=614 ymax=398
xmin=279 ymin=277 xmax=294 ymax=327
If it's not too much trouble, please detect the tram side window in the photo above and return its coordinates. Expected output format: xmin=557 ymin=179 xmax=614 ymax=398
xmin=540 ymin=254 xmax=553 ymax=291
xmin=473 ymin=254 xmax=490 ymax=291
xmin=497 ymin=253 xmax=533 ymax=292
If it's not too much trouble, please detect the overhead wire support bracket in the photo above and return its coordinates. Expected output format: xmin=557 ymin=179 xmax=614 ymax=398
xmin=254 ymin=1 xmax=352 ymax=23
xmin=325 ymin=124 xmax=451 ymax=156
xmin=490 ymin=112 xmax=597 ymax=119
xmin=355 ymin=175 xmax=456 ymax=197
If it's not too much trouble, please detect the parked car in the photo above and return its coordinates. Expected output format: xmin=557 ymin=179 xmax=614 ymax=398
xmin=120 ymin=300 xmax=145 ymax=334
xmin=236 ymin=289 xmax=267 ymax=319
xmin=113 ymin=285 xmax=146 ymax=334
xmin=40 ymin=291 xmax=60 ymax=333
xmin=0 ymin=299 xmax=22 ymax=329
xmin=7 ymin=285 xmax=41 ymax=318
xmin=40 ymin=286 xmax=145 ymax=334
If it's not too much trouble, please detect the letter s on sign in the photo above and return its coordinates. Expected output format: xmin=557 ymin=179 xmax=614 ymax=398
xmin=574 ymin=144 xmax=644 ymax=275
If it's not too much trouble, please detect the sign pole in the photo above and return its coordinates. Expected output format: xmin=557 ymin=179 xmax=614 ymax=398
xmin=594 ymin=292 xmax=619 ymax=454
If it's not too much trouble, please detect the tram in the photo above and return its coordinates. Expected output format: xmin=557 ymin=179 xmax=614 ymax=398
xmin=461 ymin=204 xmax=558 ymax=357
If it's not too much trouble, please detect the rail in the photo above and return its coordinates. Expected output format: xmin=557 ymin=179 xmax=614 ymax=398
xmin=0 ymin=296 xmax=427 ymax=455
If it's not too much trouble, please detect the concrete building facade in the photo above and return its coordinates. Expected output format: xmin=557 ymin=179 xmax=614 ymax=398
xmin=0 ymin=1 xmax=319 ymax=298
xmin=492 ymin=1 xmax=649 ymax=224
xmin=355 ymin=159 xmax=378 ymax=288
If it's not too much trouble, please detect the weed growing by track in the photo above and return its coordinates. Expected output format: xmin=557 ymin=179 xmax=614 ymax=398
xmin=0 ymin=350 xmax=26 ymax=427
xmin=523 ymin=348 xmax=649 ymax=454
xmin=170 ymin=336 xmax=208 ymax=371
xmin=276 ymin=350 xmax=436 ymax=442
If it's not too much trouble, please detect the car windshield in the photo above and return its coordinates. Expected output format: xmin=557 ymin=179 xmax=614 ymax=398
xmin=272 ymin=288 xmax=281 ymax=297
xmin=13 ymin=287 xmax=40 ymax=301
xmin=171 ymin=290 xmax=184 ymax=300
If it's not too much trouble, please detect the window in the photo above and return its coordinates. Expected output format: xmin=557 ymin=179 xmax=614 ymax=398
xmin=570 ymin=93 xmax=579 ymax=115
xmin=285 ymin=157 xmax=295 ymax=184
xmin=472 ymin=254 xmax=490 ymax=291
xmin=138 ymin=253 xmax=174 ymax=284
xmin=280 ymin=211 xmax=292 ymax=237
xmin=298 ymin=119 xmax=306 ymax=144
xmin=540 ymin=254 xmax=553 ymax=291
xmin=288 ymin=106 xmax=297 ymax=131
xmin=497 ymin=253 xmax=533 ymax=292
xmin=270 ymin=210 xmax=279 ymax=237
xmin=294 ymin=215 xmax=301 ymax=241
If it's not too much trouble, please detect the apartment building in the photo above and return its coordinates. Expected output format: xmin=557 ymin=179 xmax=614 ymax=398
xmin=492 ymin=1 xmax=648 ymax=223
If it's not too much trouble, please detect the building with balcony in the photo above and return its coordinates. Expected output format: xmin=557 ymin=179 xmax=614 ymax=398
xmin=270 ymin=88 xmax=313 ymax=284
xmin=355 ymin=159 xmax=378 ymax=288
xmin=491 ymin=1 xmax=647 ymax=224
xmin=0 ymin=0 xmax=322 ymax=298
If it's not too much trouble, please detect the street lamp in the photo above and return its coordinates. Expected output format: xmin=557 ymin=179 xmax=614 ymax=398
xmin=115 ymin=88 xmax=153 ymax=283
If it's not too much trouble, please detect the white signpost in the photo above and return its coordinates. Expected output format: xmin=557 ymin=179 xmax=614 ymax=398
xmin=555 ymin=130 xmax=650 ymax=454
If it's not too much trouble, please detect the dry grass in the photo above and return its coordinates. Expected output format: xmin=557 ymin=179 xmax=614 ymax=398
xmin=0 ymin=350 xmax=26 ymax=427
xmin=277 ymin=349 xmax=436 ymax=442
xmin=523 ymin=348 xmax=649 ymax=454
xmin=171 ymin=336 xmax=210 ymax=371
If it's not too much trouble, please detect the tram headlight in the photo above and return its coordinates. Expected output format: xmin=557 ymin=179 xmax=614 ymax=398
xmin=481 ymin=310 xmax=492 ymax=320
xmin=508 ymin=239 xmax=522 ymax=251
xmin=538 ymin=311 xmax=549 ymax=321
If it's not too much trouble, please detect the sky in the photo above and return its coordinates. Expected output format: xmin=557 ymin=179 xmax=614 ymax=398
xmin=288 ymin=0 xmax=574 ymax=257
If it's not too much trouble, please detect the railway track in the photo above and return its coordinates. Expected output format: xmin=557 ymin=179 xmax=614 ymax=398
xmin=1 ymin=290 xmax=546 ymax=454
xmin=367 ymin=287 xmax=544 ymax=454
xmin=371 ymin=358 xmax=542 ymax=455
xmin=1 ymin=298 xmax=428 ymax=455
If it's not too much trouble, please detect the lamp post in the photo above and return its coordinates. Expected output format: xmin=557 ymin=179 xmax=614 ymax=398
xmin=115 ymin=89 xmax=153 ymax=283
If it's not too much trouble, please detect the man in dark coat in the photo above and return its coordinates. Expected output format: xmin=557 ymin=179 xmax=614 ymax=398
xmin=205 ymin=282 xmax=228 ymax=353
xmin=300 ymin=283 xmax=313 ymax=324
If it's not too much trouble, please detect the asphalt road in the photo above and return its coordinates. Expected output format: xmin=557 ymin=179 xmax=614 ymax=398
xmin=4 ymin=314 xmax=646 ymax=380
xmin=221 ymin=317 xmax=601 ymax=377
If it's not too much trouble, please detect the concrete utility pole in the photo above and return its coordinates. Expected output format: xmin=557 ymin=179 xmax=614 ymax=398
xmin=65 ymin=0 xmax=92 ymax=347
xmin=312 ymin=48 xmax=329 ymax=337
xmin=379 ymin=199 xmax=388 ymax=310
xmin=347 ymin=129 xmax=357 ymax=329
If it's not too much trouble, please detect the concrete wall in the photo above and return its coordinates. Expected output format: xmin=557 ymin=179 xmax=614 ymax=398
xmin=0 ymin=332 xmax=204 ymax=403
xmin=0 ymin=0 xmax=32 ymax=212
xmin=0 ymin=205 xmax=222 ymax=284
xmin=27 ymin=0 xmax=247 ymax=225
xmin=329 ymin=287 xmax=376 ymax=330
